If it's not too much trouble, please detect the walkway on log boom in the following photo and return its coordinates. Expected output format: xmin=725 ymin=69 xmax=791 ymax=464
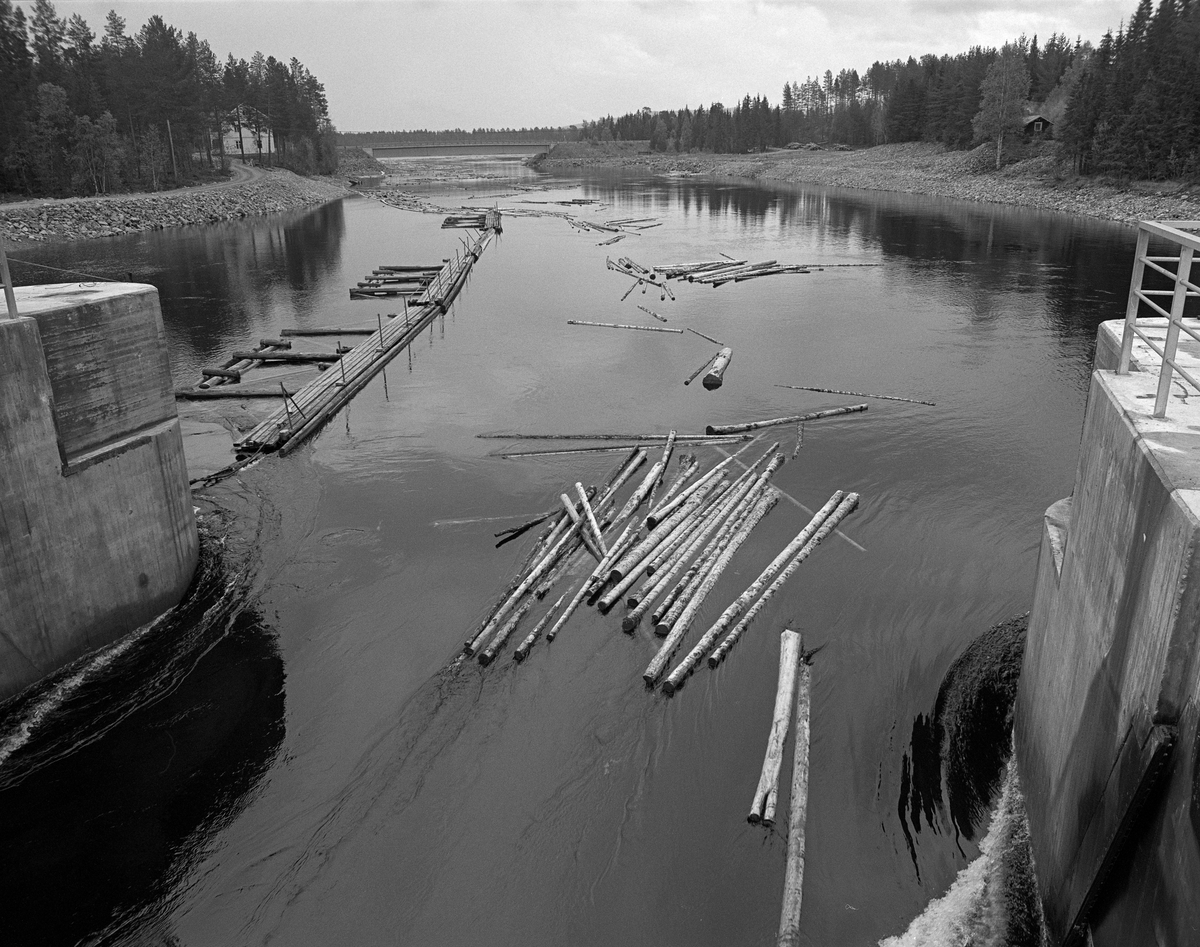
xmin=234 ymin=215 xmax=499 ymax=457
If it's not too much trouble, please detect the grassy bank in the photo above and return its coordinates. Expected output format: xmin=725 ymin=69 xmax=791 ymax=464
xmin=535 ymin=141 xmax=1200 ymax=225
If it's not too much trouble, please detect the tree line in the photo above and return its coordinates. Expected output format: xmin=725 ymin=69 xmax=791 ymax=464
xmin=582 ymin=0 xmax=1198 ymax=181
xmin=337 ymin=127 xmax=579 ymax=147
xmin=0 ymin=0 xmax=336 ymax=197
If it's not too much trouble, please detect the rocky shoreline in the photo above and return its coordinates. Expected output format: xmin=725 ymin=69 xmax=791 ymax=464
xmin=535 ymin=141 xmax=1200 ymax=226
xmin=0 ymin=168 xmax=351 ymax=245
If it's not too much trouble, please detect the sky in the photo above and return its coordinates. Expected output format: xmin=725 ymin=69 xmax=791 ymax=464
xmin=30 ymin=1 xmax=1134 ymax=131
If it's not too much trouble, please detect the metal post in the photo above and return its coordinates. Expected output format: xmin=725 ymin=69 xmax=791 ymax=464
xmin=1118 ymin=226 xmax=1151 ymax=375
xmin=1153 ymin=247 xmax=1195 ymax=418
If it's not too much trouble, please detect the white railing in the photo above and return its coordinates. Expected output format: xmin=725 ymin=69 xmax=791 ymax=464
xmin=1117 ymin=220 xmax=1200 ymax=418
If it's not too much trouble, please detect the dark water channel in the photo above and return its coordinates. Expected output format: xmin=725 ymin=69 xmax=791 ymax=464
xmin=1 ymin=161 xmax=1134 ymax=946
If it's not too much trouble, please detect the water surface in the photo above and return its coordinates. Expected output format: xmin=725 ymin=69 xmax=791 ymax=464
xmin=1 ymin=160 xmax=1134 ymax=946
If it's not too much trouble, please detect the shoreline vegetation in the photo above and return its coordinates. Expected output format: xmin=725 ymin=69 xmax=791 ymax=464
xmin=532 ymin=140 xmax=1200 ymax=226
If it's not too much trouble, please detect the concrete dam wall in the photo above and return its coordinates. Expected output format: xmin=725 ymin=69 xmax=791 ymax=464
xmin=0 ymin=283 xmax=198 ymax=703
xmin=1016 ymin=318 xmax=1200 ymax=945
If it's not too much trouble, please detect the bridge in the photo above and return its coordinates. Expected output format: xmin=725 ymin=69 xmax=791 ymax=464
xmin=368 ymin=141 xmax=560 ymax=159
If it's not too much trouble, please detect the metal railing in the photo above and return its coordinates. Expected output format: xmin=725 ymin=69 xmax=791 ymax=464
xmin=1117 ymin=220 xmax=1200 ymax=418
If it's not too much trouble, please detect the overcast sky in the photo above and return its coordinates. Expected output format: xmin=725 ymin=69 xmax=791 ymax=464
xmin=35 ymin=1 xmax=1132 ymax=131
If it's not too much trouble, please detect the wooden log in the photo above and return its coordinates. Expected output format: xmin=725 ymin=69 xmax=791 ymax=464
xmin=597 ymin=477 xmax=727 ymax=612
xmin=513 ymin=593 xmax=567 ymax=662
xmin=686 ymin=327 xmax=725 ymax=346
xmin=792 ymin=422 xmax=804 ymax=460
xmin=655 ymin=455 xmax=699 ymax=513
xmin=647 ymin=431 xmax=676 ymax=510
xmin=575 ymin=482 xmax=608 ymax=556
xmin=646 ymin=438 xmax=769 ymax=528
xmin=615 ymin=461 xmax=664 ymax=523
xmin=684 ymin=352 xmax=718 ymax=386
xmin=176 ymin=387 xmax=298 ymax=400
xmin=664 ymin=491 xmax=843 ymax=691
xmin=561 ymin=493 xmax=602 ymax=561
xmin=709 ymin=494 xmax=859 ymax=668
xmin=702 ymin=347 xmax=733 ymax=390
xmin=648 ymin=491 xmax=780 ymax=686
xmin=777 ymin=657 xmax=811 ymax=947
xmin=545 ymin=522 xmax=637 ymax=643
xmin=478 ymin=599 xmax=533 ymax=666
xmin=623 ymin=477 xmax=750 ymax=631
xmin=280 ymin=327 xmax=376 ymax=336
xmin=258 ymin=338 xmax=293 ymax=349
xmin=499 ymin=444 xmax=654 ymax=459
xmin=201 ymin=367 xmax=242 ymax=380
xmin=566 ymin=320 xmax=683 ymax=334
xmin=230 ymin=351 xmax=340 ymax=363
xmin=747 ymin=630 xmax=802 ymax=823
xmin=774 ymin=384 xmax=936 ymax=406
xmin=705 ymin=404 xmax=868 ymax=436
xmin=478 ymin=432 xmax=746 ymax=443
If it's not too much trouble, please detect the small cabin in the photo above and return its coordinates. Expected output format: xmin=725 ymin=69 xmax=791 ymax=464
xmin=1023 ymin=114 xmax=1054 ymax=139
xmin=212 ymin=105 xmax=276 ymax=162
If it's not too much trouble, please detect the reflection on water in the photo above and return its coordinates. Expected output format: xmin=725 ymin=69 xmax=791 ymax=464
xmin=2 ymin=165 xmax=1138 ymax=945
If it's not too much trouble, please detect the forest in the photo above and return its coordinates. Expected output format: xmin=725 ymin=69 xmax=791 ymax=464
xmin=0 ymin=0 xmax=336 ymax=198
xmin=582 ymin=0 xmax=1199 ymax=181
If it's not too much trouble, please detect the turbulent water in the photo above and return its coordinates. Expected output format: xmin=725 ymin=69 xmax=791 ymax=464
xmin=0 ymin=158 xmax=1134 ymax=946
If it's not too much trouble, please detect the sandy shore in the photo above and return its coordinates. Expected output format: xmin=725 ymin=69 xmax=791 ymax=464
xmin=534 ymin=141 xmax=1200 ymax=226
xmin=0 ymin=165 xmax=350 ymax=245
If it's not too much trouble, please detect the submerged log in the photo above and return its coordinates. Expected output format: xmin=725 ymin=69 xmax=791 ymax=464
xmin=748 ymin=630 xmax=802 ymax=824
xmin=705 ymin=404 xmax=868 ymax=436
xmin=702 ymin=347 xmax=733 ymax=390
xmin=777 ymin=658 xmax=811 ymax=947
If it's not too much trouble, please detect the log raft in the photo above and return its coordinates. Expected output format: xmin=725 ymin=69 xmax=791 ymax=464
xmin=235 ymin=221 xmax=499 ymax=456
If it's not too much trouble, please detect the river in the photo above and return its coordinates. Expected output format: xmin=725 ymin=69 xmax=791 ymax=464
xmin=0 ymin=158 xmax=1134 ymax=946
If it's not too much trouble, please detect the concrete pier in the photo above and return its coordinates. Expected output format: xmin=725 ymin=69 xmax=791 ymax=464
xmin=0 ymin=283 xmax=198 ymax=703
xmin=1016 ymin=318 xmax=1200 ymax=944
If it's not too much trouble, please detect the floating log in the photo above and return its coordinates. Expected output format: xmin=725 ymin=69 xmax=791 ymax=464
xmin=702 ymin=347 xmax=733 ymax=390
xmin=513 ymin=593 xmax=567 ymax=662
xmin=615 ymin=460 xmax=664 ymax=522
xmin=709 ymin=494 xmax=859 ymax=668
xmin=665 ymin=492 xmax=842 ymax=690
xmin=230 ymin=351 xmax=340 ymax=363
xmin=598 ymin=478 xmax=726 ymax=611
xmin=280 ymin=326 xmax=377 ymax=336
xmin=560 ymin=493 xmax=602 ymax=561
xmin=637 ymin=305 xmax=668 ymax=323
xmin=686 ymin=327 xmax=724 ymax=346
xmin=646 ymin=447 xmax=747 ymax=528
xmin=258 ymin=338 xmax=292 ymax=349
xmin=705 ymin=404 xmax=868 ymax=436
xmin=499 ymin=444 xmax=653 ymax=459
xmin=684 ymin=352 xmax=718 ymax=386
xmin=201 ymin=367 xmax=241 ymax=380
xmin=546 ymin=522 xmax=637 ymax=643
xmin=478 ymin=432 xmax=747 ymax=443
xmin=649 ymin=491 xmax=780 ymax=686
xmin=748 ymin=630 xmax=801 ymax=824
xmin=575 ymin=482 xmax=608 ymax=556
xmin=774 ymin=384 xmax=936 ymax=406
xmin=654 ymin=456 xmax=699 ymax=512
xmin=566 ymin=320 xmax=683 ymax=334
xmin=377 ymin=264 xmax=447 ymax=272
xmin=792 ymin=422 xmax=804 ymax=460
xmin=478 ymin=600 xmax=533 ymax=666
xmin=777 ymin=657 xmax=811 ymax=947
xmin=648 ymin=431 xmax=676 ymax=510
